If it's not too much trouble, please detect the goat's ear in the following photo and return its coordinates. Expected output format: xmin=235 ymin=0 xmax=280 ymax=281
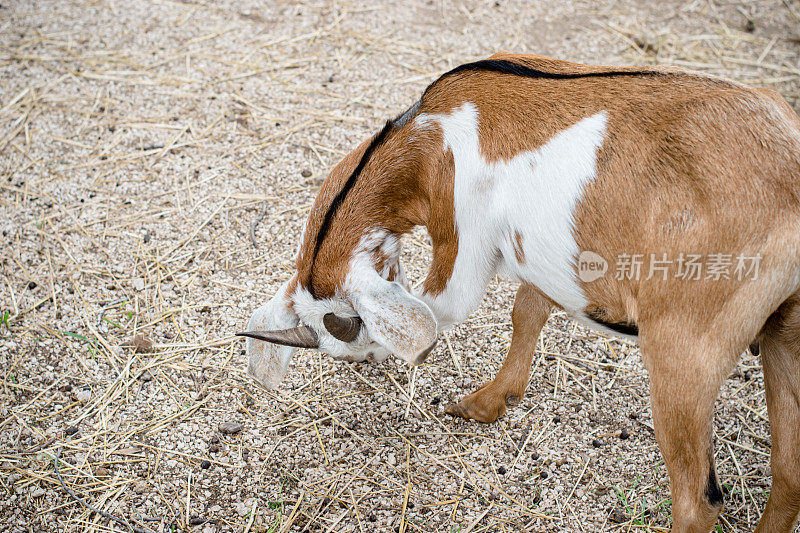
xmin=352 ymin=278 xmax=438 ymax=365
xmin=245 ymin=281 xmax=298 ymax=388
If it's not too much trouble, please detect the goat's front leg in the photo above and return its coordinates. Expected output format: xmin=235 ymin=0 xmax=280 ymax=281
xmin=446 ymin=284 xmax=552 ymax=423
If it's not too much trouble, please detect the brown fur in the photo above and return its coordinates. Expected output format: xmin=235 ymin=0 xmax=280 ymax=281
xmin=289 ymin=53 xmax=800 ymax=532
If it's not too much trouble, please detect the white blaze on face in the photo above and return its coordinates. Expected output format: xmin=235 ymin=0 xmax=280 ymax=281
xmin=415 ymin=103 xmax=608 ymax=321
xmin=245 ymin=280 xmax=299 ymax=389
xmin=292 ymin=229 xmax=437 ymax=365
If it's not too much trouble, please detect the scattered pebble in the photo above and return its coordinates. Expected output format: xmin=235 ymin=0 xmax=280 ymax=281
xmin=200 ymin=460 xmax=211 ymax=469
xmin=132 ymin=333 xmax=154 ymax=353
xmin=609 ymin=508 xmax=628 ymax=524
xmin=218 ymin=421 xmax=243 ymax=435
xmin=139 ymin=370 xmax=153 ymax=382
xmin=619 ymin=429 xmax=630 ymax=440
xmin=65 ymin=426 xmax=79 ymax=436
xmin=497 ymin=466 xmax=507 ymax=475
xmin=76 ymin=389 xmax=91 ymax=402
xmin=94 ymin=466 xmax=110 ymax=478
xmin=301 ymin=169 xmax=312 ymax=177
xmin=592 ymin=438 xmax=602 ymax=448
xmin=133 ymin=481 xmax=147 ymax=494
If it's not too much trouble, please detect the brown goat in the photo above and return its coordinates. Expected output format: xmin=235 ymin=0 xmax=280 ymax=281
xmin=241 ymin=54 xmax=800 ymax=532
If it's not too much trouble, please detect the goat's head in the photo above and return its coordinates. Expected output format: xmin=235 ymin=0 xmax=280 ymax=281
xmin=239 ymin=121 xmax=439 ymax=388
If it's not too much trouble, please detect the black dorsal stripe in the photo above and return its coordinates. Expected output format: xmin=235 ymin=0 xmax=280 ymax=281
xmin=422 ymin=59 xmax=661 ymax=97
xmin=307 ymin=58 xmax=660 ymax=296
xmin=309 ymin=120 xmax=393 ymax=296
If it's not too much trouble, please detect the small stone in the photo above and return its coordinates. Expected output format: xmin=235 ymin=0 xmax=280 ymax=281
xmin=368 ymin=514 xmax=377 ymax=522
xmin=300 ymin=169 xmax=312 ymax=178
xmin=31 ymin=487 xmax=45 ymax=498
xmin=210 ymin=435 xmax=220 ymax=444
xmin=530 ymin=452 xmax=539 ymax=460
xmin=497 ymin=466 xmax=507 ymax=475
xmin=134 ymin=481 xmax=147 ymax=494
xmin=200 ymin=460 xmax=211 ymax=469
xmin=430 ymin=396 xmax=441 ymax=405
xmin=539 ymin=470 xmax=549 ymax=479
xmin=76 ymin=389 xmax=91 ymax=402
xmin=133 ymin=278 xmax=145 ymax=291
xmin=592 ymin=438 xmax=602 ymax=448
xmin=628 ymin=411 xmax=639 ymax=419
xmin=209 ymin=444 xmax=220 ymax=453
xmin=744 ymin=370 xmax=752 ymax=381
xmin=27 ymin=281 xmax=37 ymax=290
xmin=218 ymin=421 xmax=243 ymax=435
xmin=235 ymin=501 xmax=251 ymax=517
xmin=609 ymin=508 xmax=628 ymax=524
xmin=619 ymin=429 xmax=630 ymax=440
xmin=132 ymin=333 xmax=154 ymax=353
xmin=552 ymin=416 xmax=561 ymax=423
xmin=94 ymin=466 xmax=110 ymax=478
xmin=744 ymin=19 xmax=756 ymax=33
xmin=328 ymin=74 xmax=335 ymax=83
xmin=65 ymin=426 xmax=79 ymax=436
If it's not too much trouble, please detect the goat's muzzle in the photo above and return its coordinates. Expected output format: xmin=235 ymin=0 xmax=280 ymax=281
xmin=236 ymin=325 xmax=319 ymax=348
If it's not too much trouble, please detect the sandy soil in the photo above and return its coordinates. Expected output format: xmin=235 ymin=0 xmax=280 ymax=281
xmin=2 ymin=1 xmax=800 ymax=531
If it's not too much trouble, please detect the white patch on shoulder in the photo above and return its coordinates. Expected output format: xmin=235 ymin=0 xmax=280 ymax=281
xmin=415 ymin=103 xmax=608 ymax=322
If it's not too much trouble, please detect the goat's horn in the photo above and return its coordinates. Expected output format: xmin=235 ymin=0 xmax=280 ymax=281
xmin=236 ymin=326 xmax=319 ymax=348
xmin=323 ymin=313 xmax=362 ymax=343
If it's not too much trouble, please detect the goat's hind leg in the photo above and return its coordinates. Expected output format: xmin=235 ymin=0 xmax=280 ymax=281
xmin=640 ymin=328 xmax=732 ymax=533
xmin=446 ymin=284 xmax=552 ymax=423
xmin=756 ymin=296 xmax=800 ymax=533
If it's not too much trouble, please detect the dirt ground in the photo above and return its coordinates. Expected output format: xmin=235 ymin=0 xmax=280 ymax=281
xmin=2 ymin=1 xmax=800 ymax=532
